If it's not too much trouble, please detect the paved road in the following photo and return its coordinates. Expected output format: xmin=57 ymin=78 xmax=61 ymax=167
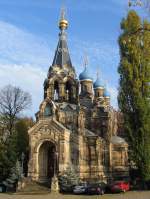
xmin=0 ymin=191 xmax=150 ymax=199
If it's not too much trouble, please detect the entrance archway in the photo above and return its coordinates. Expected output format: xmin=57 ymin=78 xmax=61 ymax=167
xmin=38 ymin=141 xmax=57 ymax=183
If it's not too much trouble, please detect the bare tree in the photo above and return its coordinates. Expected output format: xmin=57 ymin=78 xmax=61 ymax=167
xmin=0 ymin=85 xmax=32 ymax=135
xmin=128 ymin=0 xmax=143 ymax=6
xmin=128 ymin=0 xmax=150 ymax=12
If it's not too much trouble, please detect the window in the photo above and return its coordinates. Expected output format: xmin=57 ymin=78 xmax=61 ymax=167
xmin=54 ymin=81 xmax=59 ymax=100
xmin=66 ymin=81 xmax=72 ymax=102
xmin=83 ymin=85 xmax=88 ymax=92
xmin=44 ymin=104 xmax=52 ymax=117
xmin=112 ymin=151 xmax=122 ymax=166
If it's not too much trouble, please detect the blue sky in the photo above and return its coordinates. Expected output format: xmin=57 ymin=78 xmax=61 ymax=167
xmin=0 ymin=0 xmax=145 ymax=117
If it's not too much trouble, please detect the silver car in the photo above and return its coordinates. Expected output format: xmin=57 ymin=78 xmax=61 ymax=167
xmin=73 ymin=183 xmax=87 ymax=194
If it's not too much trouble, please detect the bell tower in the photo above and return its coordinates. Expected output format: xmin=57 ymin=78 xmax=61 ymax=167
xmin=43 ymin=8 xmax=78 ymax=104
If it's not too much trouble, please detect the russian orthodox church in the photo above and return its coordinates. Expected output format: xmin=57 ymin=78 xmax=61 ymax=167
xmin=28 ymin=9 xmax=129 ymax=185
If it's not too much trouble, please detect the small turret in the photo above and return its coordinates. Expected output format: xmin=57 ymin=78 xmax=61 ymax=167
xmin=93 ymin=71 xmax=104 ymax=99
xmin=79 ymin=57 xmax=93 ymax=95
xmin=104 ymin=88 xmax=110 ymax=106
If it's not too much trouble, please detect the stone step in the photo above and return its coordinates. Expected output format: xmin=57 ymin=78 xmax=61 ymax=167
xmin=17 ymin=181 xmax=51 ymax=194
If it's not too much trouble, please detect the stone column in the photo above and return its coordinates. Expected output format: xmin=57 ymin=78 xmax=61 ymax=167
xmin=51 ymin=151 xmax=59 ymax=192
xmin=58 ymin=83 xmax=64 ymax=100
xmin=47 ymin=83 xmax=54 ymax=99
xmin=59 ymin=130 xmax=70 ymax=172
xmin=87 ymin=137 xmax=98 ymax=179
xmin=78 ymin=135 xmax=85 ymax=178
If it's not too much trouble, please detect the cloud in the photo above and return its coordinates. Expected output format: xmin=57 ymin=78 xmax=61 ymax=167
xmin=65 ymin=0 xmax=128 ymax=15
xmin=111 ymin=0 xmax=127 ymax=6
xmin=0 ymin=20 xmax=51 ymax=117
xmin=70 ymin=38 xmax=120 ymax=108
xmin=0 ymin=63 xmax=46 ymax=117
xmin=107 ymin=85 xmax=118 ymax=109
xmin=0 ymin=19 xmax=119 ymax=117
xmin=0 ymin=20 xmax=52 ymax=67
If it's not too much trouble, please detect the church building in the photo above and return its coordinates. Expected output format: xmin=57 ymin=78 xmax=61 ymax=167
xmin=28 ymin=9 xmax=129 ymax=184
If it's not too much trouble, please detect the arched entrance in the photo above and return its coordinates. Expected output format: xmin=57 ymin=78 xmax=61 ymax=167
xmin=38 ymin=141 xmax=57 ymax=183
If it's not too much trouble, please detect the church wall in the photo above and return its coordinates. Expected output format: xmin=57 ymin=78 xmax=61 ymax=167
xmin=27 ymin=9 xmax=129 ymax=185
xmin=28 ymin=119 xmax=71 ymax=181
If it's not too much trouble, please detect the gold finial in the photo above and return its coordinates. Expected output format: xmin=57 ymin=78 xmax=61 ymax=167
xmin=59 ymin=6 xmax=68 ymax=30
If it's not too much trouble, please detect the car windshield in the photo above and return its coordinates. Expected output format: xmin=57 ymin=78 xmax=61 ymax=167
xmin=78 ymin=183 xmax=86 ymax=186
xmin=113 ymin=181 xmax=124 ymax=185
xmin=88 ymin=184 xmax=99 ymax=187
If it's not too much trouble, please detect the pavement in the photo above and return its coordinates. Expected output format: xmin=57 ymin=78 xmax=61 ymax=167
xmin=0 ymin=191 xmax=150 ymax=199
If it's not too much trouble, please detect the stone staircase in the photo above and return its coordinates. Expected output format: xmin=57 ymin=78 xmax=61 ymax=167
xmin=16 ymin=178 xmax=51 ymax=194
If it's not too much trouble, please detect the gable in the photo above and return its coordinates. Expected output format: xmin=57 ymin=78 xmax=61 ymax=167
xmin=28 ymin=118 xmax=70 ymax=135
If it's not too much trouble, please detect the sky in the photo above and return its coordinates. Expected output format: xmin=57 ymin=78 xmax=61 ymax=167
xmin=0 ymin=0 xmax=146 ymax=117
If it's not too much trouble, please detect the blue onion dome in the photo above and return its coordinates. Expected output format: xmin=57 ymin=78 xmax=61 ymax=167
xmin=93 ymin=77 xmax=104 ymax=89
xmin=104 ymin=88 xmax=110 ymax=98
xmin=79 ymin=67 xmax=93 ymax=81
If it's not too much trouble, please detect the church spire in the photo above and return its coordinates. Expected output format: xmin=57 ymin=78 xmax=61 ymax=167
xmin=51 ymin=7 xmax=75 ymax=76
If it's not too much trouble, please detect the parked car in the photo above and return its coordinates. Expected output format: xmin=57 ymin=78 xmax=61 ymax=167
xmin=86 ymin=183 xmax=105 ymax=195
xmin=59 ymin=184 xmax=75 ymax=193
xmin=73 ymin=183 xmax=88 ymax=194
xmin=109 ymin=181 xmax=130 ymax=193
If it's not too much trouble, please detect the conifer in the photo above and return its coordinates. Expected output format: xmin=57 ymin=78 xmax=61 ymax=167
xmin=118 ymin=10 xmax=150 ymax=181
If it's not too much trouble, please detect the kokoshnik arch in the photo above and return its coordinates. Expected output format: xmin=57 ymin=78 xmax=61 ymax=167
xmin=28 ymin=9 xmax=129 ymax=185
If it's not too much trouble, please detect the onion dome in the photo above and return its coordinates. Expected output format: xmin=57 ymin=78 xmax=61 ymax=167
xmin=79 ymin=67 xmax=93 ymax=81
xmin=103 ymin=89 xmax=110 ymax=98
xmin=93 ymin=77 xmax=104 ymax=89
xmin=59 ymin=19 xmax=68 ymax=30
xmin=111 ymin=136 xmax=127 ymax=144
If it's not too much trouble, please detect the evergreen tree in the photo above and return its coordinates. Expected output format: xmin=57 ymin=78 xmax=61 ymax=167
xmin=0 ymin=117 xmax=34 ymax=181
xmin=15 ymin=118 xmax=34 ymax=176
xmin=15 ymin=119 xmax=29 ymax=158
xmin=0 ymin=134 xmax=18 ymax=181
xmin=118 ymin=10 xmax=150 ymax=181
xmin=58 ymin=167 xmax=80 ymax=187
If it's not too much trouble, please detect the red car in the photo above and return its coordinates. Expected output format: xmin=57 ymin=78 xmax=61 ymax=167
xmin=110 ymin=181 xmax=130 ymax=193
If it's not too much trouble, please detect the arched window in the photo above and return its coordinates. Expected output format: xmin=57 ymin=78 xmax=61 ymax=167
xmin=66 ymin=81 xmax=72 ymax=102
xmin=54 ymin=81 xmax=59 ymax=100
xmin=44 ymin=104 xmax=52 ymax=117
